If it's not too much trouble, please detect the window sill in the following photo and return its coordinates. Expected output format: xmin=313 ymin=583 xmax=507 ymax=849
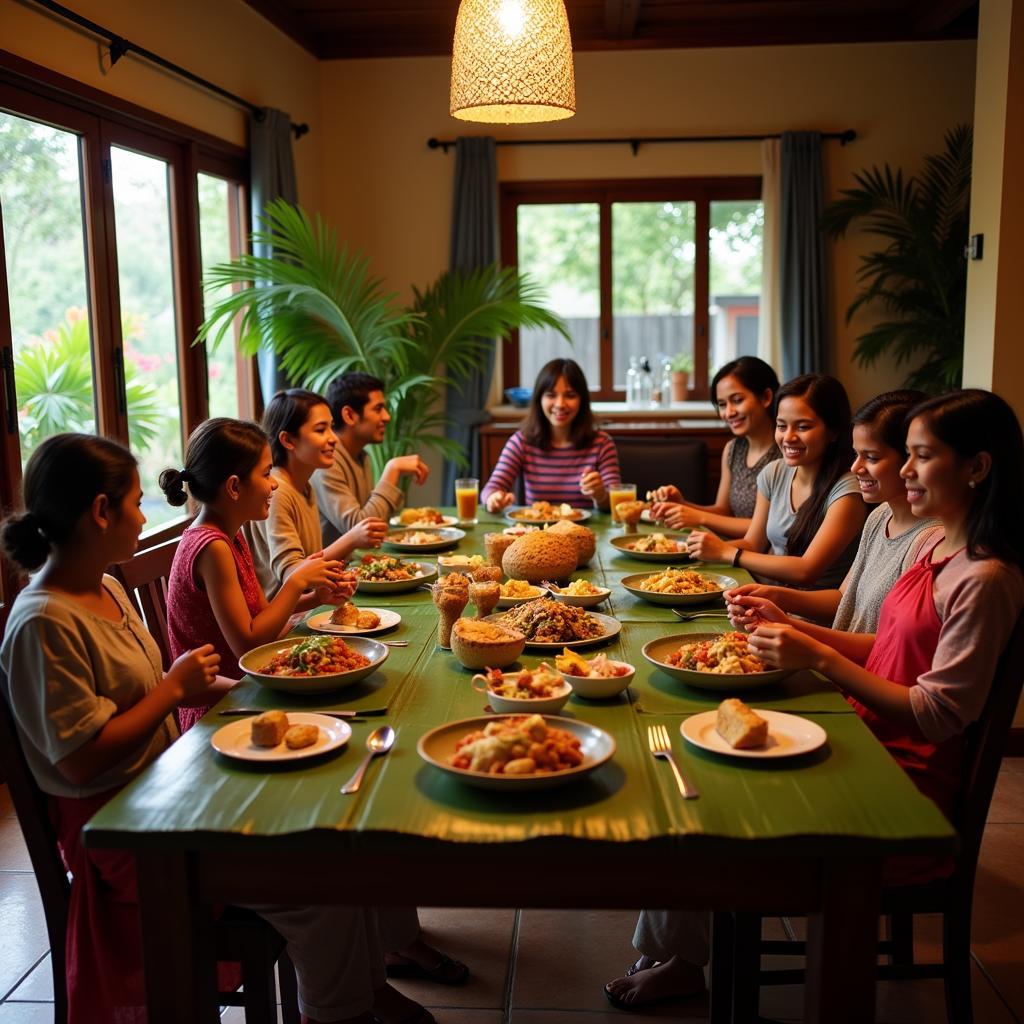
xmin=488 ymin=401 xmax=725 ymax=424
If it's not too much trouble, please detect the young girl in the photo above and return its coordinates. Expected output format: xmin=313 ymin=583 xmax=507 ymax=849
xmin=245 ymin=389 xmax=388 ymax=598
xmin=0 ymin=434 xmax=433 ymax=1024
xmin=686 ymin=373 xmax=867 ymax=589
xmin=162 ymin=418 xmax=349 ymax=732
xmin=650 ymin=355 xmax=780 ymax=538
xmin=482 ymin=358 xmax=621 ymax=512
xmin=727 ymin=390 xmax=936 ymax=632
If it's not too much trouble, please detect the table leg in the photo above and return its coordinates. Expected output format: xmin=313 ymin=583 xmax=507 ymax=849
xmin=805 ymin=857 xmax=881 ymax=1024
xmin=136 ymin=850 xmax=219 ymax=1023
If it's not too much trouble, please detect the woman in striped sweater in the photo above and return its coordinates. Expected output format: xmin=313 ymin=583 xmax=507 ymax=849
xmin=482 ymin=359 xmax=621 ymax=512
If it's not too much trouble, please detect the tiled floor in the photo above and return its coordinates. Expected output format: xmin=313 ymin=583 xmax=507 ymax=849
xmin=2 ymin=766 xmax=1023 ymax=1023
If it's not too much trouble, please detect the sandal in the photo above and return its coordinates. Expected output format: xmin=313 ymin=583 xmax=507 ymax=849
xmin=385 ymin=952 xmax=469 ymax=986
xmin=624 ymin=956 xmax=657 ymax=978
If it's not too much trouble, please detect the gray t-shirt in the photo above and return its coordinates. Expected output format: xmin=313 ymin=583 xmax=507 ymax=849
xmin=832 ymin=505 xmax=940 ymax=634
xmin=756 ymin=460 xmax=863 ymax=589
xmin=0 ymin=576 xmax=176 ymax=798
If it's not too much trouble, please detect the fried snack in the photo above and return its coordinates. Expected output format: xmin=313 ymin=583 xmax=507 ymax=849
xmin=330 ymin=602 xmax=380 ymax=629
xmin=716 ymin=698 xmax=768 ymax=749
xmin=470 ymin=564 xmax=503 ymax=584
xmin=500 ymin=579 xmax=540 ymax=598
xmin=441 ymin=572 xmax=471 ymax=591
xmin=251 ymin=710 xmax=289 ymax=747
xmin=484 ymin=532 xmax=518 ymax=567
xmin=284 ymin=724 xmax=320 ymax=749
xmin=432 ymin=581 xmax=470 ymax=648
xmin=439 ymin=553 xmax=486 ymax=570
xmin=469 ymin=581 xmax=501 ymax=618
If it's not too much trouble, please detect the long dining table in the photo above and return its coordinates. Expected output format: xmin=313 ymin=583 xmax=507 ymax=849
xmin=84 ymin=509 xmax=955 ymax=1023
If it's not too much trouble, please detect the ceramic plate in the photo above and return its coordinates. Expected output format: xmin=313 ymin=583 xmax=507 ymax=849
xmin=504 ymin=506 xmax=592 ymax=525
xmin=383 ymin=527 xmax=466 ymax=552
xmin=437 ymin=555 xmax=490 ymax=574
xmin=389 ymin=513 xmax=459 ymax=528
xmin=417 ymin=714 xmax=615 ymax=790
xmin=211 ymin=712 xmax=352 ymax=763
xmin=484 ymin=609 xmax=622 ymax=650
xmin=355 ymin=560 xmax=437 ymax=594
xmin=642 ymin=633 xmax=793 ymax=691
xmin=609 ymin=532 xmax=694 ymax=562
xmin=621 ymin=570 xmax=737 ymax=607
xmin=681 ymin=709 xmax=827 ymax=759
xmin=305 ymin=608 xmax=401 ymax=636
xmin=496 ymin=586 xmax=546 ymax=608
xmin=239 ymin=635 xmax=389 ymax=694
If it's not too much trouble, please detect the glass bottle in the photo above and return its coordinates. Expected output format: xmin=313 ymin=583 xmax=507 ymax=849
xmin=638 ymin=357 xmax=654 ymax=406
xmin=625 ymin=356 xmax=639 ymax=406
xmin=660 ymin=359 xmax=674 ymax=406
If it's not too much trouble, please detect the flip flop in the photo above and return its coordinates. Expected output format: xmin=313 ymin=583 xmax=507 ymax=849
xmin=385 ymin=953 xmax=469 ymax=986
xmin=624 ymin=956 xmax=658 ymax=977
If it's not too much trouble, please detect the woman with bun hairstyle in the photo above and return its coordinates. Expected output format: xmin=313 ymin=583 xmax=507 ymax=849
xmin=482 ymin=358 xmax=621 ymax=512
xmin=246 ymin=389 xmax=388 ymax=598
xmin=686 ymin=373 xmax=867 ymax=589
xmin=650 ymin=355 xmax=780 ymax=538
xmin=727 ymin=389 xmax=937 ymax=631
xmin=162 ymin=418 xmax=349 ymax=731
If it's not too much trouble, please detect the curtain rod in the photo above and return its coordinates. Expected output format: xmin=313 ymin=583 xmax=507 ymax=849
xmin=427 ymin=129 xmax=856 ymax=156
xmin=27 ymin=0 xmax=310 ymax=139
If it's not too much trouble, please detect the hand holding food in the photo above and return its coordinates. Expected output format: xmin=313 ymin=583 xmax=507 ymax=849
xmin=685 ymin=531 xmax=728 ymax=562
xmin=385 ymin=454 xmax=429 ymax=486
xmin=347 ymin=517 xmax=388 ymax=548
xmin=653 ymin=502 xmax=705 ymax=530
xmin=486 ymin=490 xmax=516 ymax=513
xmin=647 ymin=485 xmax=683 ymax=504
xmin=291 ymin=552 xmax=348 ymax=593
xmin=716 ymin=698 xmax=768 ymax=749
xmin=579 ymin=468 xmax=606 ymax=503
xmin=167 ymin=643 xmax=220 ymax=698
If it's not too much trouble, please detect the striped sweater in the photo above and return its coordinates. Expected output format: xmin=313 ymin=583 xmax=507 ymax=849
xmin=481 ymin=430 xmax=621 ymax=508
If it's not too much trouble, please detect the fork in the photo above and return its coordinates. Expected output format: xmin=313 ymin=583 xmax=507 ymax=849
xmin=648 ymin=724 xmax=699 ymax=799
xmin=671 ymin=609 xmax=729 ymax=622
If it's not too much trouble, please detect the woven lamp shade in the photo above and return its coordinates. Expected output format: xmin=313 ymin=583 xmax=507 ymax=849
xmin=450 ymin=0 xmax=576 ymax=124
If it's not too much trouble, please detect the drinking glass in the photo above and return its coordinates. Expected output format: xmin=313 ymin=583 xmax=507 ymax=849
xmin=455 ymin=477 xmax=479 ymax=525
xmin=609 ymin=483 xmax=637 ymax=523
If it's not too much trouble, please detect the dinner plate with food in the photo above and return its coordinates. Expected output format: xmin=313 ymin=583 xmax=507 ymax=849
xmin=545 ymin=578 xmax=612 ymax=608
xmin=642 ymin=631 xmax=792 ymax=689
xmin=417 ymin=713 xmax=616 ymax=791
xmin=306 ymin=603 xmax=401 ymax=636
xmin=554 ymin=649 xmax=635 ymax=699
xmin=383 ymin=527 xmax=465 ymax=552
xmin=389 ymin=507 xmax=459 ymax=528
xmin=471 ymin=663 xmax=572 ymax=714
xmin=502 ymin=523 xmax=541 ymax=537
xmin=239 ymin=635 xmax=388 ymax=694
xmin=681 ymin=699 xmax=827 ymax=759
xmin=437 ymin=553 xmax=488 ymax=574
xmin=353 ymin=554 xmax=438 ymax=594
xmin=621 ymin=569 xmax=737 ymax=607
xmin=486 ymin=598 xmax=621 ymax=649
xmin=505 ymin=501 xmax=591 ymax=525
xmin=497 ymin=579 xmax=546 ymax=608
xmin=211 ymin=710 xmax=352 ymax=763
xmin=609 ymin=532 xmax=694 ymax=562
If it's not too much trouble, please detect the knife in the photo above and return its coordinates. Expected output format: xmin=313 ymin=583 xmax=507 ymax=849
xmin=218 ymin=707 xmax=388 ymax=718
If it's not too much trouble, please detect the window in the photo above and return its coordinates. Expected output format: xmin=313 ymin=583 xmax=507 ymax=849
xmin=0 ymin=61 xmax=251 ymax=618
xmin=501 ymin=178 xmax=763 ymax=402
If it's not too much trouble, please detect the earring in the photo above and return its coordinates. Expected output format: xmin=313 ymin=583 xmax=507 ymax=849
xmin=968 ymin=480 xmax=976 ymax=489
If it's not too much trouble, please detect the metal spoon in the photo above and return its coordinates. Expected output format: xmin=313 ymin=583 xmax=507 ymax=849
xmin=340 ymin=725 xmax=395 ymax=795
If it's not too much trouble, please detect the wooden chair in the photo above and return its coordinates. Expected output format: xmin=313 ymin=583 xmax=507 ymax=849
xmin=710 ymin=612 xmax=1024 ymax=1024
xmin=109 ymin=537 xmax=180 ymax=670
xmin=0 ymin=674 xmax=300 ymax=1023
xmin=615 ymin=436 xmax=709 ymax=504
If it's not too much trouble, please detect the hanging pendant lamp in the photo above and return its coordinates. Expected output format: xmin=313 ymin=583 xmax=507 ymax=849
xmin=450 ymin=0 xmax=576 ymax=124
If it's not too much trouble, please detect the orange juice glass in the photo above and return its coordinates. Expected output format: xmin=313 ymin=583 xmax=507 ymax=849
xmin=609 ymin=483 xmax=637 ymax=522
xmin=455 ymin=477 xmax=479 ymax=525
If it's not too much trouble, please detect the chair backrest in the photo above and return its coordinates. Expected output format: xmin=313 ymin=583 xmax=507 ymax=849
xmin=110 ymin=537 xmax=180 ymax=670
xmin=950 ymin=610 xmax=1024 ymax=881
xmin=0 ymin=670 xmax=70 ymax=1019
xmin=614 ymin=435 xmax=709 ymax=505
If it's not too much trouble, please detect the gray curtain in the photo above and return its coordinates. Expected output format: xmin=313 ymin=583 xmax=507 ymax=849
xmin=780 ymin=131 xmax=828 ymax=379
xmin=250 ymin=108 xmax=298 ymax=404
xmin=441 ymin=136 xmax=499 ymax=499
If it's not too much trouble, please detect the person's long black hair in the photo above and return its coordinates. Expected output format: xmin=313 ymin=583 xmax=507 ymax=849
xmin=908 ymin=389 xmax=1024 ymax=566
xmin=710 ymin=356 xmax=780 ymax=418
xmin=776 ymin=374 xmax=854 ymax=557
xmin=521 ymin=359 xmax=597 ymax=450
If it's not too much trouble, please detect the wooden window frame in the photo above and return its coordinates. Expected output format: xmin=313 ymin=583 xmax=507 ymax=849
xmin=500 ymin=176 xmax=763 ymax=402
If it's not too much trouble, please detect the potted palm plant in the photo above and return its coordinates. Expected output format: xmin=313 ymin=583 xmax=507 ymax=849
xmin=197 ymin=200 xmax=568 ymax=476
xmin=821 ymin=125 xmax=971 ymax=393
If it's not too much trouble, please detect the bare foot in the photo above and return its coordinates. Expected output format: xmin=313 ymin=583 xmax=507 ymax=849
xmin=604 ymin=955 xmax=704 ymax=1008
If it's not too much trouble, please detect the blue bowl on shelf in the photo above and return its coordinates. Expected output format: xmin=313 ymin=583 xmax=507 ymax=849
xmin=505 ymin=387 xmax=532 ymax=408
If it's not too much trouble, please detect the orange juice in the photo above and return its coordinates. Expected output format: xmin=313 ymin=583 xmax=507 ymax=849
xmin=455 ymin=478 xmax=479 ymax=523
xmin=609 ymin=484 xmax=637 ymax=522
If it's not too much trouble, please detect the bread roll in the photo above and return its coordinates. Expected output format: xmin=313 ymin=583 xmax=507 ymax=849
xmin=251 ymin=710 xmax=289 ymax=747
xmin=330 ymin=602 xmax=360 ymax=626
xmin=715 ymin=698 xmax=768 ymax=749
xmin=284 ymin=724 xmax=319 ymax=749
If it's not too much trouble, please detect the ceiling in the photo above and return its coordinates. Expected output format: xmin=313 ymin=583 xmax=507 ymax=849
xmin=238 ymin=0 xmax=979 ymax=61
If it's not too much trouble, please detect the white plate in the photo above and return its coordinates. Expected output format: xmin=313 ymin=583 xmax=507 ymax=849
xmin=484 ymin=609 xmax=622 ymax=650
xmin=496 ymin=587 xmax=545 ymax=608
xmin=389 ymin=514 xmax=459 ymax=528
xmin=680 ymin=709 xmax=827 ymax=759
xmin=505 ymin=506 xmax=592 ymax=525
xmin=211 ymin=712 xmax=352 ymax=763
xmin=383 ymin=527 xmax=466 ymax=552
xmin=306 ymin=608 xmax=401 ymax=636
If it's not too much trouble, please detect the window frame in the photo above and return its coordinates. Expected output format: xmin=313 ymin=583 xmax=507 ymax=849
xmin=500 ymin=176 xmax=763 ymax=402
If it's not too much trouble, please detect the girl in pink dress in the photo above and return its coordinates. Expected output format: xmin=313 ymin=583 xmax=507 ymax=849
xmin=163 ymin=418 xmax=350 ymax=731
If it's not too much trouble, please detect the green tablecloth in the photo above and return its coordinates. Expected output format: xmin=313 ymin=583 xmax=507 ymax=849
xmin=85 ymin=509 xmax=953 ymax=855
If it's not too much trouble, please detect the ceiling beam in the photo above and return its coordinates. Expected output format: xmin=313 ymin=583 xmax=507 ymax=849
xmin=912 ymin=0 xmax=978 ymax=33
xmin=604 ymin=0 xmax=641 ymax=38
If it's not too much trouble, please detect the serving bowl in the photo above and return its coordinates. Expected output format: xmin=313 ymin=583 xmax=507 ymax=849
xmin=546 ymin=582 xmax=612 ymax=608
xmin=620 ymin=570 xmax=737 ymax=607
xmin=450 ymin=619 xmax=527 ymax=669
xmin=496 ymin=585 xmax=546 ymax=608
xmin=471 ymin=671 xmax=572 ymax=714
xmin=355 ymin=559 xmax=437 ymax=595
xmin=504 ymin=386 xmax=532 ymax=407
xmin=641 ymin=632 xmax=792 ymax=691
xmin=564 ymin=660 xmax=635 ymax=700
xmin=239 ymin=635 xmax=388 ymax=694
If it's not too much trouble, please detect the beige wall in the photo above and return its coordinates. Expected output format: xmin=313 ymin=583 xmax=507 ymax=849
xmin=1 ymin=0 xmax=323 ymax=208
xmin=320 ymin=40 xmax=976 ymax=408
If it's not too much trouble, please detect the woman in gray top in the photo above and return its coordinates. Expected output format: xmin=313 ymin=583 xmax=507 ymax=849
xmin=727 ymin=390 xmax=938 ymax=631
xmin=687 ymin=374 xmax=867 ymax=589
